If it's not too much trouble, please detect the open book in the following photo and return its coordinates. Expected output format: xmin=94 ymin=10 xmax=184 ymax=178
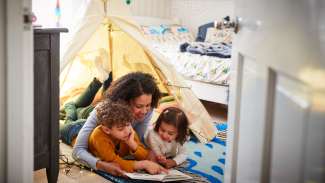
xmin=124 ymin=169 xmax=192 ymax=182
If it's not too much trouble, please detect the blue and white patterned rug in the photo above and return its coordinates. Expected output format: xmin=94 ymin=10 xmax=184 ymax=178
xmin=96 ymin=123 xmax=227 ymax=183
xmin=183 ymin=123 xmax=227 ymax=183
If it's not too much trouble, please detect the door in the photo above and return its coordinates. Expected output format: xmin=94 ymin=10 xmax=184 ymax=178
xmin=225 ymin=0 xmax=325 ymax=183
xmin=6 ymin=0 xmax=34 ymax=182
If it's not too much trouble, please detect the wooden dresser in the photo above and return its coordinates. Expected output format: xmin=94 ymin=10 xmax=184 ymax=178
xmin=34 ymin=28 xmax=67 ymax=183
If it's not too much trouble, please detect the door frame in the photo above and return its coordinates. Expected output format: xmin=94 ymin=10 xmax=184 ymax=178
xmin=5 ymin=0 xmax=34 ymax=182
xmin=224 ymin=51 xmax=243 ymax=183
xmin=0 ymin=0 xmax=6 ymax=180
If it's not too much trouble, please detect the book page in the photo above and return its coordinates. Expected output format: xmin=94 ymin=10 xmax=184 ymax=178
xmin=163 ymin=169 xmax=192 ymax=182
xmin=124 ymin=172 xmax=165 ymax=181
xmin=124 ymin=169 xmax=192 ymax=182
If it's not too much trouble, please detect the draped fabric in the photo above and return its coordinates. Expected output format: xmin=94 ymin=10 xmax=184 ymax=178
xmin=60 ymin=0 xmax=216 ymax=143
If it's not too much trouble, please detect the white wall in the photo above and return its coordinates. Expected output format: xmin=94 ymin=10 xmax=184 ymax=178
xmin=170 ymin=0 xmax=234 ymax=35
xmin=126 ymin=0 xmax=235 ymax=36
xmin=32 ymin=0 xmax=85 ymax=28
xmin=32 ymin=0 xmax=234 ymax=37
xmin=0 ymin=0 xmax=5 ymax=180
xmin=129 ymin=0 xmax=171 ymax=18
xmin=128 ymin=0 xmax=234 ymax=35
xmin=32 ymin=0 xmax=89 ymax=57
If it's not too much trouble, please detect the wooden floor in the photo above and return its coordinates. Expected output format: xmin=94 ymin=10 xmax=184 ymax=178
xmin=34 ymin=166 xmax=109 ymax=183
xmin=34 ymin=100 xmax=228 ymax=183
xmin=34 ymin=142 xmax=109 ymax=183
xmin=201 ymin=100 xmax=228 ymax=122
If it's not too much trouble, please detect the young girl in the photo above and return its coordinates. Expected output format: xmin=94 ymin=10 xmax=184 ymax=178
xmin=145 ymin=107 xmax=189 ymax=169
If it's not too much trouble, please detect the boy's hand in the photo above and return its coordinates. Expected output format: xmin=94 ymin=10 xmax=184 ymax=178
xmin=124 ymin=129 xmax=137 ymax=151
xmin=128 ymin=128 xmax=135 ymax=141
xmin=143 ymin=160 xmax=168 ymax=175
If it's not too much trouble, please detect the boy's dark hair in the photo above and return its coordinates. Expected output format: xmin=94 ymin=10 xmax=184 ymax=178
xmin=96 ymin=99 xmax=134 ymax=128
xmin=154 ymin=107 xmax=189 ymax=145
xmin=105 ymin=72 xmax=162 ymax=108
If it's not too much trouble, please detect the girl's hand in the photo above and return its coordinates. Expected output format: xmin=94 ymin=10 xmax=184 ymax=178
xmin=163 ymin=159 xmax=177 ymax=169
xmin=146 ymin=150 xmax=157 ymax=162
xmin=156 ymin=155 xmax=167 ymax=164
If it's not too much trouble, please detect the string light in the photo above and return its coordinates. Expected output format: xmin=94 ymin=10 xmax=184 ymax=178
xmin=55 ymin=0 xmax=61 ymax=27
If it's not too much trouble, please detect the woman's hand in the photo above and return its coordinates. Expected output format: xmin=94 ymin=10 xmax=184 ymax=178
xmin=96 ymin=160 xmax=126 ymax=177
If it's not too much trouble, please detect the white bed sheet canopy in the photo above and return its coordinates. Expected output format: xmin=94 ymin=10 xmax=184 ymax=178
xmin=60 ymin=0 xmax=216 ymax=143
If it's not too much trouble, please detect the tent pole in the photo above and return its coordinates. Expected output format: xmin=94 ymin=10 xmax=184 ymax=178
xmin=108 ymin=23 xmax=114 ymax=79
xmin=102 ymin=0 xmax=108 ymax=16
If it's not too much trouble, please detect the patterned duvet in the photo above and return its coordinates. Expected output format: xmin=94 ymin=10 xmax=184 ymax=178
xmin=152 ymin=43 xmax=231 ymax=85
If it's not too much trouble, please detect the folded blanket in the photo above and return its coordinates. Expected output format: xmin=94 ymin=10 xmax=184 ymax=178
xmin=180 ymin=42 xmax=232 ymax=58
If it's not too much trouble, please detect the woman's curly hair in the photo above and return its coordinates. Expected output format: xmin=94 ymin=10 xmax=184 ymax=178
xmin=154 ymin=107 xmax=189 ymax=145
xmin=105 ymin=72 xmax=162 ymax=108
xmin=96 ymin=99 xmax=134 ymax=128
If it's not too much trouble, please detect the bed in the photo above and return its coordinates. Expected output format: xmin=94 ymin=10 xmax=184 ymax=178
xmin=133 ymin=16 xmax=233 ymax=105
xmin=150 ymin=41 xmax=231 ymax=104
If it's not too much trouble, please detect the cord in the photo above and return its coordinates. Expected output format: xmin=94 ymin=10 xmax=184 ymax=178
xmin=59 ymin=154 xmax=88 ymax=176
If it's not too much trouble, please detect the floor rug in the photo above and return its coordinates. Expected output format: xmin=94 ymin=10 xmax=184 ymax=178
xmin=183 ymin=123 xmax=227 ymax=183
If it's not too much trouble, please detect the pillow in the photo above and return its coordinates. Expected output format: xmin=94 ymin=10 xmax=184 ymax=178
xmin=141 ymin=25 xmax=171 ymax=35
xmin=205 ymin=27 xmax=234 ymax=44
xmin=170 ymin=25 xmax=189 ymax=34
xmin=141 ymin=24 xmax=194 ymax=43
xmin=141 ymin=25 xmax=190 ymax=35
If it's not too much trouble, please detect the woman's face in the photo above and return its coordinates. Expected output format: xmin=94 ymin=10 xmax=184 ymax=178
xmin=130 ymin=94 xmax=152 ymax=121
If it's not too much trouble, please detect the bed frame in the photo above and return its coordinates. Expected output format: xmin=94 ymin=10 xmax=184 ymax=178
xmin=185 ymin=79 xmax=229 ymax=105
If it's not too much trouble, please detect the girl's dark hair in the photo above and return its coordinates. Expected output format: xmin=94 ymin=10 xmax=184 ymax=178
xmin=105 ymin=72 xmax=161 ymax=108
xmin=154 ymin=107 xmax=189 ymax=145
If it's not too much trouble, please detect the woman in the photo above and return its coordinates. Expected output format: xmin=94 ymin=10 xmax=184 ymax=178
xmin=72 ymin=72 xmax=164 ymax=176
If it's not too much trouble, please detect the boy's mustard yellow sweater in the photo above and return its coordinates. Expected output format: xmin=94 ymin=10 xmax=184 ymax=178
xmin=89 ymin=126 xmax=149 ymax=172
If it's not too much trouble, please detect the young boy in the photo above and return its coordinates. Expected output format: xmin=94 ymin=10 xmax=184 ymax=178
xmin=88 ymin=99 xmax=166 ymax=174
